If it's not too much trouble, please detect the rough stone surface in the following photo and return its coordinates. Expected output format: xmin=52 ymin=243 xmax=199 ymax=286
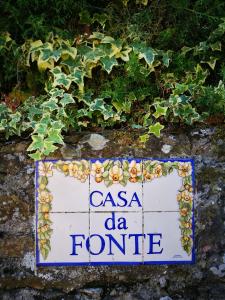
xmin=0 ymin=125 xmax=225 ymax=299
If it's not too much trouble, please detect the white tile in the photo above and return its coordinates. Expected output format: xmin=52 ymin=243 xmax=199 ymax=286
xmin=37 ymin=213 xmax=90 ymax=264
xmin=47 ymin=168 xmax=89 ymax=212
xmin=90 ymin=212 xmax=143 ymax=263
xmin=143 ymin=170 xmax=182 ymax=212
xmin=143 ymin=212 xmax=193 ymax=262
xmin=90 ymin=159 xmax=143 ymax=212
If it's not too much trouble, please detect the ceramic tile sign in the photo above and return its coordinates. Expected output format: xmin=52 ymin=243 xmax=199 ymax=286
xmin=35 ymin=158 xmax=194 ymax=266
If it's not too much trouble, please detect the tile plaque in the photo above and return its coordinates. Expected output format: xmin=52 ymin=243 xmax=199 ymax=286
xmin=36 ymin=158 xmax=194 ymax=266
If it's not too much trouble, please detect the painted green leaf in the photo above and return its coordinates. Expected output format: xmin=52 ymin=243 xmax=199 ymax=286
xmin=148 ymin=122 xmax=164 ymax=138
xmin=103 ymin=171 xmax=109 ymax=178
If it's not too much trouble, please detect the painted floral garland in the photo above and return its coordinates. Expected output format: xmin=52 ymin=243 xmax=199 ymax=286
xmin=37 ymin=159 xmax=193 ymax=260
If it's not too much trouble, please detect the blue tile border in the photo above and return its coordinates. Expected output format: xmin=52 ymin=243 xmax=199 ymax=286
xmin=35 ymin=158 xmax=195 ymax=267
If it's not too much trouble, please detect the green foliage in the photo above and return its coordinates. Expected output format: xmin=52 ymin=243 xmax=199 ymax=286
xmin=0 ymin=1 xmax=225 ymax=159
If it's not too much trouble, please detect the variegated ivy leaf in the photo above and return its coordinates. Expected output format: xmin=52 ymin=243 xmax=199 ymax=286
xmin=101 ymin=36 xmax=115 ymax=44
xmin=37 ymin=57 xmax=54 ymax=72
xmin=84 ymin=47 xmax=105 ymax=63
xmin=93 ymin=13 xmax=109 ymax=27
xmin=210 ymin=41 xmax=221 ymax=51
xmin=50 ymin=120 xmax=64 ymax=130
xmin=51 ymin=68 xmax=72 ymax=90
xmin=60 ymin=57 xmax=81 ymax=72
xmin=84 ymin=61 xmax=98 ymax=78
xmin=169 ymin=95 xmax=182 ymax=106
xmin=153 ymin=104 xmax=168 ymax=118
xmin=100 ymin=56 xmax=118 ymax=74
xmin=115 ymin=46 xmax=132 ymax=62
xmin=34 ymin=123 xmax=48 ymax=135
xmin=139 ymin=134 xmax=149 ymax=143
xmin=46 ymin=128 xmax=64 ymax=144
xmin=89 ymin=32 xmax=105 ymax=40
xmin=41 ymin=98 xmax=58 ymax=111
xmin=29 ymin=151 xmax=42 ymax=161
xmin=49 ymin=88 xmax=64 ymax=98
xmin=160 ymin=50 xmax=172 ymax=67
xmin=89 ymin=98 xmax=114 ymax=120
xmin=27 ymin=135 xmax=44 ymax=152
xmin=136 ymin=0 xmax=148 ymax=5
xmin=201 ymin=56 xmax=218 ymax=70
xmin=30 ymin=40 xmax=43 ymax=51
xmin=60 ymin=43 xmax=77 ymax=60
xmin=110 ymin=40 xmax=123 ymax=58
xmin=133 ymin=43 xmax=156 ymax=66
xmin=60 ymin=93 xmax=75 ymax=107
xmin=8 ymin=112 xmax=21 ymax=129
xmin=69 ymin=68 xmax=84 ymax=91
xmin=42 ymin=141 xmax=58 ymax=155
xmin=148 ymin=122 xmax=164 ymax=138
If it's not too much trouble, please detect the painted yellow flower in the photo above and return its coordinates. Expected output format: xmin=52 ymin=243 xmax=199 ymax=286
xmin=143 ymin=170 xmax=155 ymax=181
xmin=181 ymin=236 xmax=191 ymax=243
xmin=68 ymin=163 xmax=79 ymax=178
xmin=81 ymin=160 xmax=90 ymax=176
xmin=180 ymin=208 xmax=188 ymax=217
xmin=181 ymin=190 xmax=193 ymax=203
xmin=184 ymin=184 xmax=193 ymax=192
xmin=109 ymin=165 xmax=123 ymax=183
xmin=95 ymin=176 xmax=103 ymax=183
xmin=178 ymin=163 xmax=191 ymax=177
xmin=39 ymin=191 xmax=53 ymax=203
xmin=91 ymin=160 xmax=104 ymax=178
xmin=40 ymin=239 xmax=47 ymax=246
xmin=77 ymin=170 xmax=88 ymax=183
xmin=62 ymin=164 xmax=69 ymax=172
xmin=181 ymin=221 xmax=192 ymax=229
xmin=39 ymin=162 xmax=53 ymax=177
xmin=153 ymin=164 xmax=163 ymax=178
xmin=129 ymin=160 xmax=142 ymax=178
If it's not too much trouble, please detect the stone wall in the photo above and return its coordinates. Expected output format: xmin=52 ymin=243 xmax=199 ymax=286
xmin=0 ymin=126 xmax=225 ymax=300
